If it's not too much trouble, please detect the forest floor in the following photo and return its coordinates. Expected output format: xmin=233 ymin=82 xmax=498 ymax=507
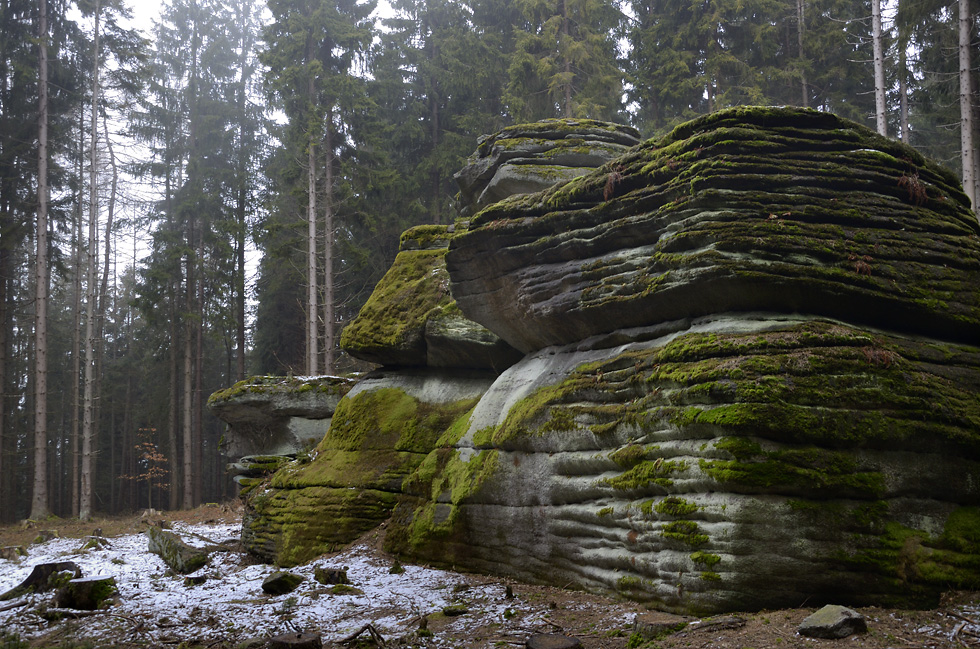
xmin=0 ymin=503 xmax=978 ymax=649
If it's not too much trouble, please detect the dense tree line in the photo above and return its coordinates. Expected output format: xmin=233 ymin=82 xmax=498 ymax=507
xmin=0 ymin=0 xmax=977 ymax=521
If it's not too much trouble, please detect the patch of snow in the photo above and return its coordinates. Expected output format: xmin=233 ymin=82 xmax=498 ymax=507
xmin=0 ymin=522 xmax=543 ymax=646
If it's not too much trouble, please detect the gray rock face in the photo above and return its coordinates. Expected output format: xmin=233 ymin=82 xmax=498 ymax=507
xmin=454 ymin=119 xmax=641 ymax=218
xmin=798 ymin=605 xmax=868 ymax=639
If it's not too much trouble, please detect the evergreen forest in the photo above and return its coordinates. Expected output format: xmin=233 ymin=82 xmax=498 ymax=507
xmin=0 ymin=0 xmax=977 ymax=522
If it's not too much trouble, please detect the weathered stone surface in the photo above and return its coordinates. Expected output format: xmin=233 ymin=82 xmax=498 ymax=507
xmin=385 ymin=315 xmax=980 ymax=613
xmin=241 ymin=369 xmax=494 ymax=565
xmin=146 ymin=526 xmax=210 ymax=574
xmin=454 ymin=119 xmax=641 ymax=218
xmin=798 ymin=605 xmax=868 ymax=639
xmin=262 ymin=571 xmax=304 ymax=595
xmin=208 ymin=375 xmax=355 ymax=457
xmin=340 ymin=225 xmax=522 ymax=370
xmin=446 ymin=107 xmax=980 ymax=354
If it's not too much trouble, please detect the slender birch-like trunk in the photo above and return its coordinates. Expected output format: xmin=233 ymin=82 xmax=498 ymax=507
xmin=959 ymin=0 xmax=976 ymax=212
xmin=872 ymin=0 xmax=887 ymax=136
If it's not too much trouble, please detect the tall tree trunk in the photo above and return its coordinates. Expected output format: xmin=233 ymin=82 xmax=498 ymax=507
xmin=561 ymin=0 xmax=572 ymax=116
xmin=323 ymin=115 xmax=334 ymax=374
xmin=80 ymin=0 xmax=101 ymax=521
xmin=960 ymin=0 xmax=976 ymax=212
xmin=872 ymin=0 xmax=887 ymax=136
xmin=235 ymin=0 xmax=250 ymax=381
xmin=70 ymin=108 xmax=84 ymax=517
xmin=899 ymin=43 xmax=909 ymax=142
xmin=183 ymin=232 xmax=194 ymax=509
xmin=307 ymin=140 xmax=318 ymax=375
xmin=30 ymin=0 xmax=51 ymax=521
xmin=193 ymin=234 xmax=203 ymax=506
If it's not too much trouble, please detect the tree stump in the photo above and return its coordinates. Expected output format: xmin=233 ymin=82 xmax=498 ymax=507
xmin=55 ymin=576 xmax=118 ymax=610
xmin=0 ymin=561 xmax=81 ymax=601
xmin=269 ymin=632 xmax=322 ymax=649
xmin=0 ymin=546 xmax=26 ymax=561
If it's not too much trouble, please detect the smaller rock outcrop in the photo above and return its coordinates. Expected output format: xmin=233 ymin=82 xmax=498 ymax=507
xmin=454 ymin=119 xmax=641 ymax=218
xmin=262 ymin=571 xmax=304 ymax=595
xmin=208 ymin=375 xmax=356 ymax=458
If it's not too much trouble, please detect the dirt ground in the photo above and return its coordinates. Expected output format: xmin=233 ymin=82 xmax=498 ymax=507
xmin=2 ymin=505 xmax=978 ymax=649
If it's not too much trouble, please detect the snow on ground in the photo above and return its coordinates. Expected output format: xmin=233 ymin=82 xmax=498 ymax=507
xmin=0 ymin=521 xmax=571 ymax=646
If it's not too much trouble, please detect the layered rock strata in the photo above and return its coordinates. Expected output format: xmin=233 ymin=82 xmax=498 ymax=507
xmin=390 ymin=107 xmax=980 ymax=612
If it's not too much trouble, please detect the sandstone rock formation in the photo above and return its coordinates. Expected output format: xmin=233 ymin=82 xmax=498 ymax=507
xmin=228 ymin=108 xmax=980 ymax=614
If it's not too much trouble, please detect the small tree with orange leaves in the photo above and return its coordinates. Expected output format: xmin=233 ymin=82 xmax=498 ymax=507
xmin=122 ymin=428 xmax=170 ymax=511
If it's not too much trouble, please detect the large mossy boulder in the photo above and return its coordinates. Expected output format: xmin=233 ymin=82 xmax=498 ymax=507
xmin=382 ymin=107 xmax=980 ymax=613
xmin=446 ymin=107 xmax=979 ymax=353
xmin=240 ymin=107 xmax=980 ymax=614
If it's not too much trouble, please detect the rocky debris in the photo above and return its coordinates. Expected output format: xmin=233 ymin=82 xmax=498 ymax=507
xmin=454 ymin=118 xmax=641 ymax=218
xmin=313 ymin=567 xmax=348 ymax=585
xmin=633 ymin=611 xmax=691 ymax=639
xmin=262 ymin=571 xmax=304 ymax=595
xmin=0 ymin=561 xmax=82 ymax=601
xmin=798 ymin=605 xmax=868 ymax=639
xmin=207 ymin=375 xmax=355 ymax=458
xmin=525 ymin=633 xmax=582 ymax=649
xmin=146 ymin=526 xmax=210 ymax=574
xmin=340 ymin=224 xmax=522 ymax=370
xmin=54 ymin=576 xmax=118 ymax=610
xmin=269 ymin=632 xmax=322 ymax=649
